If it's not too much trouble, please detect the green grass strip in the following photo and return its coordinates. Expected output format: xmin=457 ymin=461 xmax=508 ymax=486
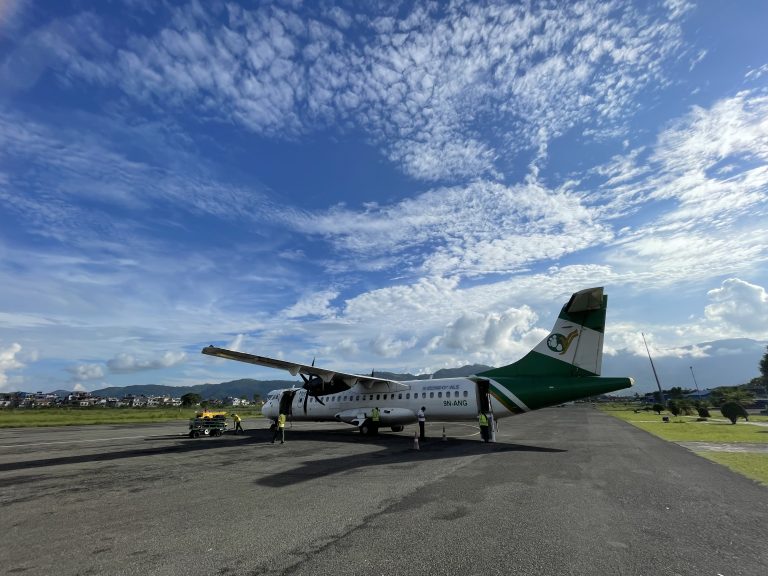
xmin=697 ymin=452 xmax=768 ymax=486
xmin=601 ymin=407 xmax=768 ymax=487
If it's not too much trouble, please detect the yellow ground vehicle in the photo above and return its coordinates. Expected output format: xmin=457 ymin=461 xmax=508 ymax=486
xmin=188 ymin=411 xmax=228 ymax=438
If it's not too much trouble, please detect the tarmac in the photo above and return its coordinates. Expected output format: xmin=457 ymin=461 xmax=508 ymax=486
xmin=1 ymin=405 xmax=766 ymax=576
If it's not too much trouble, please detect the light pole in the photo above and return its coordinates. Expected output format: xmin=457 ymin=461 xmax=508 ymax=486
xmin=689 ymin=365 xmax=700 ymax=393
xmin=642 ymin=332 xmax=664 ymax=405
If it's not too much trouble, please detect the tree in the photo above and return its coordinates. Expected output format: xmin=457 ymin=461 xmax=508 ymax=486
xmin=652 ymin=403 xmax=664 ymax=415
xmin=720 ymin=401 xmax=748 ymax=424
xmin=181 ymin=393 xmax=201 ymax=407
xmin=667 ymin=400 xmax=681 ymax=417
xmin=253 ymin=393 xmax=262 ymax=404
xmin=760 ymin=345 xmax=768 ymax=385
xmin=697 ymin=406 xmax=710 ymax=418
xmin=710 ymin=386 xmax=755 ymax=406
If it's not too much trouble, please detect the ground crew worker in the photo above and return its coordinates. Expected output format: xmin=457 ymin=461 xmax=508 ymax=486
xmin=478 ymin=412 xmax=489 ymax=442
xmin=231 ymin=413 xmax=243 ymax=434
xmin=417 ymin=406 xmax=426 ymax=440
xmin=371 ymin=406 xmax=380 ymax=435
xmin=272 ymin=413 xmax=286 ymax=444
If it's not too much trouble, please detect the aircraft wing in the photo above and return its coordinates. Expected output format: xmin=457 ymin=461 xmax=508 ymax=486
xmin=201 ymin=345 xmax=406 ymax=392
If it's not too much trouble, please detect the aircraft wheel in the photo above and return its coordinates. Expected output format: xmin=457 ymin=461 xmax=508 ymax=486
xmin=390 ymin=425 xmax=404 ymax=432
xmin=359 ymin=423 xmax=370 ymax=436
xmin=192 ymin=431 xmax=200 ymax=438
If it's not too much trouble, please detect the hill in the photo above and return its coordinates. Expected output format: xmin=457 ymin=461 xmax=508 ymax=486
xmin=91 ymin=379 xmax=297 ymax=401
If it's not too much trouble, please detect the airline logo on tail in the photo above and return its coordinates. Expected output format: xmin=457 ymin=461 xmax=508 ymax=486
xmin=546 ymin=329 xmax=579 ymax=355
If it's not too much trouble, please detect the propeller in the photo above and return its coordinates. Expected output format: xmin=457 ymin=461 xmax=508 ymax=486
xmin=301 ymin=373 xmax=326 ymax=414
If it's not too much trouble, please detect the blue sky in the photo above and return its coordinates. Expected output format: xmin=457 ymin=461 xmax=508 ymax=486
xmin=1 ymin=0 xmax=767 ymax=395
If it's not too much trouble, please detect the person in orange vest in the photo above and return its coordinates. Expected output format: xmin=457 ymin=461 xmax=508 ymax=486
xmin=272 ymin=413 xmax=286 ymax=444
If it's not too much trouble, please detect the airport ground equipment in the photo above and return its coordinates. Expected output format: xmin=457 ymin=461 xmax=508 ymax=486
xmin=188 ymin=411 xmax=228 ymax=438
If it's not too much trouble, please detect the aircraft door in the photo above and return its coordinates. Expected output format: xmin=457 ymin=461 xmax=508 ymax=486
xmin=279 ymin=390 xmax=296 ymax=416
xmin=475 ymin=379 xmax=491 ymax=413
xmin=475 ymin=379 xmax=495 ymax=442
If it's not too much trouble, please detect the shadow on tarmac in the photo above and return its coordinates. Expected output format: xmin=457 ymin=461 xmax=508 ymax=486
xmin=0 ymin=426 xmax=565 ymax=474
xmin=254 ymin=428 xmax=566 ymax=488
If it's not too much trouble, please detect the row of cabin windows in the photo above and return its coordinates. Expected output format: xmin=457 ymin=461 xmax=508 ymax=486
xmin=305 ymin=390 xmax=470 ymax=403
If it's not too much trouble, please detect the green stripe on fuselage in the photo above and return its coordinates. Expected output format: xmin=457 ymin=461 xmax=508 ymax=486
xmin=478 ymin=350 xmax=598 ymax=378
xmin=491 ymin=375 xmax=632 ymax=411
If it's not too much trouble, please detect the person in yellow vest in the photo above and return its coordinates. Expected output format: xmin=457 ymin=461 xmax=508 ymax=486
xmin=272 ymin=413 xmax=286 ymax=444
xmin=370 ymin=406 xmax=381 ymax=435
xmin=231 ymin=413 xmax=243 ymax=434
xmin=478 ymin=412 xmax=489 ymax=442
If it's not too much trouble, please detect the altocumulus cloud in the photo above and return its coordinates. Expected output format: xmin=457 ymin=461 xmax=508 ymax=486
xmin=43 ymin=0 xmax=688 ymax=182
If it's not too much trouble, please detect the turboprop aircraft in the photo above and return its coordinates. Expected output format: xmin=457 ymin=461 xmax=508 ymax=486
xmin=202 ymin=287 xmax=633 ymax=435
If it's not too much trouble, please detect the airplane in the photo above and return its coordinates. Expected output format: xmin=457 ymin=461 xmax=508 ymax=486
xmin=202 ymin=286 xmax=633 ymax=436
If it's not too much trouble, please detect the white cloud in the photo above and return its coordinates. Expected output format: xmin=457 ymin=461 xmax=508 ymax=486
xmin=283 ymin=289 xmax=339 ymax=319
xmin=35 ymin=1 xmax=687 ymax=182
xmin=0 ymin=342 xmax=24 ymax=390
xmin=67 ymin=363 xmax=105 ymax=381
xmin=107 ymin=351 xmax=187 ymax=373
xmin=370 ymin=334 xmax=417 ymax=358
xmin=226 ymin=334 xmax=246 ymax=352
xmin=286 ymin=180 xmax=611 ymax=278
xmin=705 ymin=278 xmax=768 ymax=334
xmin=599 ymin=91 xmax=768 ymax=284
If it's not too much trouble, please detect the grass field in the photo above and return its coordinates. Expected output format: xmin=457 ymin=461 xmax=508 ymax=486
xmin=698 ymin=452 xmax=768 ymax=486
xmin=0 ymin=407 xmax=264 ymax=428
xmin=600 ymin=406 xmax=768 ymax=486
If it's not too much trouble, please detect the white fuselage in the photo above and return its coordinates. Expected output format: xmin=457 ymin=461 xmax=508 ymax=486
xmin=261 ymin=377 xmax=510 ymax=428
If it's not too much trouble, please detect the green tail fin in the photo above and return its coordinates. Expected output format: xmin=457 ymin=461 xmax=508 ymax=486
xmin=476 ymin=287 xmax=632 ymax=411
xmin=479 ymin=286 xmax=607 ymax=379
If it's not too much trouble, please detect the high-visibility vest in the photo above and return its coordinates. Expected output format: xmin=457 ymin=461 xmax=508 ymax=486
xmin=278 ymin=414 xmax=286 ymax=429
xmin=372 ymin=408 xmax=380 ymax=422
xmin=233 ymin=415 xmax=241 ymax=423
xmin=478 ymin=413 xmax=488 ymax=426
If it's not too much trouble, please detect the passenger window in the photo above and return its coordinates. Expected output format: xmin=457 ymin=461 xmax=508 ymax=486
xmin=422 ymin=393 xmax=426 ymax=399
xmin=429 ymin=392 xmax=434 ymax=398
xmin=438 ymin=392 xmax=442 ymax=398
xmin=463 ymin=391 xmax=468 ymax=397
xmin=454 ymin=391 xmax=459 ymax=398
xmin=398 ymin=393 xmax=402 ymax=400
xmin=406 ymin=393 xmax=410 ymax=399
xmin=376 ymin=394 xmax=380 ymax=400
